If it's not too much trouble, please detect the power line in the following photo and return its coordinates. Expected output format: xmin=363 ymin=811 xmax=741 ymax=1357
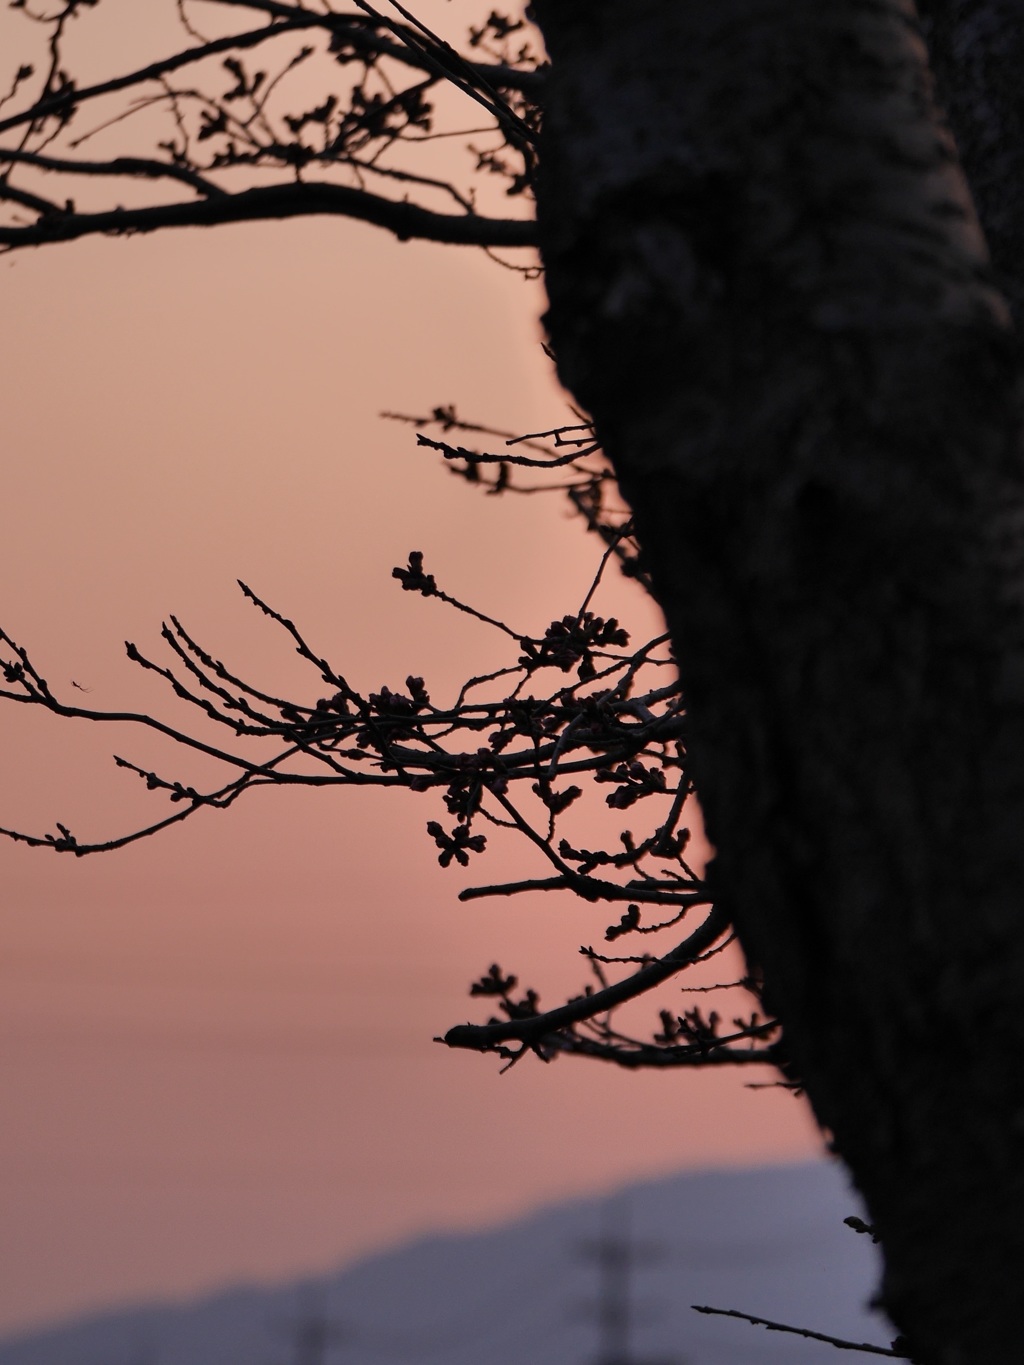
xmin=0 ymin=1022 xmax=426 ymax=1057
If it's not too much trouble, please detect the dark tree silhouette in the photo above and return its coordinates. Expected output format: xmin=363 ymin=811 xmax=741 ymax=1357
xmin=0 ymin=0 xmax=540 ymax=248
xmin=4 ymin=3 xmax=1024 ymax=1361
xmin=0 ymin=0 xmax=759 ymax=1080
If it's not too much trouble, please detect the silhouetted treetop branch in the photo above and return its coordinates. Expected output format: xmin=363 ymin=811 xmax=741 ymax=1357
xmin=0 ymin=397 xmax=776 ymax=1074
xmin=0 ymin=0 xmax=542 ymax=251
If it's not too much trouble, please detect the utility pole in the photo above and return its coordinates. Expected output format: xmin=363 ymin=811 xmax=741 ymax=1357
xmin=273 ymin=1292 xmax=347 ymax=1365
xmin=586 ymin=1227 xmax=632 ymax=1365
xmin=578 ymin=1202 xmax=678 ymax=1365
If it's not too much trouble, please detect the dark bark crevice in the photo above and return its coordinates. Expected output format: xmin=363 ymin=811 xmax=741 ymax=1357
xmin=917 ymin=0 xmax=1024 ymax=326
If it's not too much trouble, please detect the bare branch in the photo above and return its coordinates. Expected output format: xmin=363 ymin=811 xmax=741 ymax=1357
xmin=346 ymin=0 xmax=538 ymax=149
xmin=0 ymin=179 xmax=538 ymax=249
xmin=0 ymin=23 xmax=294 ymax=138
xmin=691 ymin=1307 xmax=911 ymax=1358
xmin=0 ymin=176 xmax=61 ymax=215
xmin=196 ymin=0 xmax=546 ymax=94
xmin=416 ymin=430 xmax=590 ymax=468
xmin=0 ymin=13 xmax=543 ymax=142
xmin=441 ymin=903 xmax=731 ymax=1053
xmin=0 ymin=145 xmax=227 ymax=197
xmin=548 ymin=1032 xmax=776 ymax=1069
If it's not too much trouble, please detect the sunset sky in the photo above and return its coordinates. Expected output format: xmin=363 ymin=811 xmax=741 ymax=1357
xmin=0 ymin=3 xmax=821 ymax=1338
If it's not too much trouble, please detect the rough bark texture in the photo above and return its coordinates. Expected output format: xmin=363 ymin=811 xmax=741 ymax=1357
xmin=917 ymin=0 xmax=1024 ymax=325
xmin=531 ymin=2 xmax=1024 ymax=1361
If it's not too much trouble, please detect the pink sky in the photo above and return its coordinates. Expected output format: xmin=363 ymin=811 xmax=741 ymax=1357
xmin=0 ymin=5 xmax=821 ymax=1338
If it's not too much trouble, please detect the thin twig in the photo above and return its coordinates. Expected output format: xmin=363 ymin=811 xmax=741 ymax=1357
xmin=691 ymin=1307 xmax=910 ymax=1358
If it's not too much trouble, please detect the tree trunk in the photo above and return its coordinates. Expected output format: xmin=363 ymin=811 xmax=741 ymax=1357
xmin=531 ymin=2 xmax=1024 ymax=1361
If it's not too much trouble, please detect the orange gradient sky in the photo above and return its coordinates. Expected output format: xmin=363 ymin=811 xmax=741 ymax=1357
xmin=0 ymin=3 xmax=822 ymax=1338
